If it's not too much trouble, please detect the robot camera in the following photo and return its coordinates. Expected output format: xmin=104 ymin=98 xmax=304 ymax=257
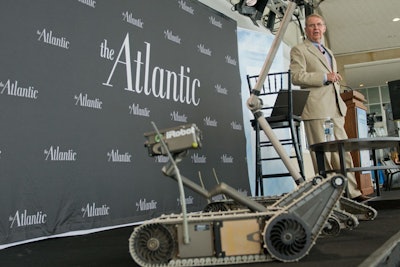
xmin=144 ymin=123 xmax=202 ymax=156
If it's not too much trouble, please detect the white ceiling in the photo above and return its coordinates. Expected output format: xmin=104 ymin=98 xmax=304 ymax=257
xmin=319 ymin=0 xmax=400 ymax=55
xmin=318 ymin=0 xmax=400 ymax=88
xmin=200 ymin=0 xmax=400 ymax=88
xmin=344 ymin=58 xmax=400 ymax=89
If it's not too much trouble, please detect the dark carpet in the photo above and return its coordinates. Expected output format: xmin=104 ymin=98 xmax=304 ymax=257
xmin=1 ymin=191 xmax=400 ymax=267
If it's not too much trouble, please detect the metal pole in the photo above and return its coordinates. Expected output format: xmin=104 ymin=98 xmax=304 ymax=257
xmin=247 ymin=1 xmax=304 ymax=184
xmin=151 ymin=122 xmax=190 ymax=245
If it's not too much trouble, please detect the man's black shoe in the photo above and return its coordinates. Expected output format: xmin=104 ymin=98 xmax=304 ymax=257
xmin=352 ymin=195 xmax=371 ymax=202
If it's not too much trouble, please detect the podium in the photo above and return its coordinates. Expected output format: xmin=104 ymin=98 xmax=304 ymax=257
xmin=341 ymin=90 xmax=374 ymax=195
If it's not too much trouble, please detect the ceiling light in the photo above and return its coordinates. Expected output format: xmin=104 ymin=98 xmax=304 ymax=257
xmin=232 ymin=0 xmax=268 ymax=24
xmin=393 ymin=17 xmax=400 ymax=22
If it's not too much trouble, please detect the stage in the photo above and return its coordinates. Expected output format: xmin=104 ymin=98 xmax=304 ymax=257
xmin=1 ymin=190 xmax=399 ymax=267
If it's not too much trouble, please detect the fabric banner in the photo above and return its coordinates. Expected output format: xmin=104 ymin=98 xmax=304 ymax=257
xmin=0 ymin=0 xmax=249 ymax=247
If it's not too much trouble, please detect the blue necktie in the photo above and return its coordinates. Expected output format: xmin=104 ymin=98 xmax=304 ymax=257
xmin=318 ymin=43 xmax=332 ymax=70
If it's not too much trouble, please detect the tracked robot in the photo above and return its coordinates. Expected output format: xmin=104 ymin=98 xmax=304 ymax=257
xmin=129 ymin=0 xmax=376 ymax=265
xmin=129 ymin=123 xmax=347 ymax=265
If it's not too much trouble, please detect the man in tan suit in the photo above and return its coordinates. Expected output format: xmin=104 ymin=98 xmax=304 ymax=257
xmin=290 ymin=14 xmax=369 ymax=202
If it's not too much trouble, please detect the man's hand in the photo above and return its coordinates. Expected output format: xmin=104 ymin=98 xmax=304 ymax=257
xmin=327 ymin=72 xmax=342 ymax=83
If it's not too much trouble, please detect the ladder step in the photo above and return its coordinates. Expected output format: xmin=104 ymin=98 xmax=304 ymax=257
xmin=260 ymin=156 xmax=298 ymax=161
xmin=261 ymin=173 xmax=292 ymax=178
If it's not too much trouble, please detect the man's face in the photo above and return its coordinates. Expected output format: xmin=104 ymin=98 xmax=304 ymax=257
xmin=305 ymin=16 xmax=326 ymax=43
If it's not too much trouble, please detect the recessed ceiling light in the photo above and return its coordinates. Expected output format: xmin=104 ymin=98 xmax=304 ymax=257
xmin=359 ymin=83 xmax=364 ymax=87
xmin=393 ymin=17 xmax=400 ymax=22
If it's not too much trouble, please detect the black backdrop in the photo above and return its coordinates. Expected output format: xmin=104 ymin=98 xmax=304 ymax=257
xmin=0 ymin=0 xmax=249 ymax=247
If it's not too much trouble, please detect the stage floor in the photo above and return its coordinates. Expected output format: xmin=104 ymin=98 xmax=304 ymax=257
xmin=1 ymin=190 xmax=399 ymax=267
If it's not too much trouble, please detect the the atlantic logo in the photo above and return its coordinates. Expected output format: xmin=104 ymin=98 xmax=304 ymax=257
xmin=154 ymin=155 xmax=169 ymax=163
xmin=215 ymin=84 xmax=228 ymax=95
xmin=44 ymin=146 xmax=77 ymax=161
xmin=178 ymin=0 xmax=195 ymax=14
xmin=9 ymin=210 xmax=47 ymax=228
xmin=170 ymin=111 xmax=188 ymax=122
xmin=122 ymin=11 xmax=144 ymax=28
xmin=74 ymin=93 xmax=102 ymax=109
xmin=204 ymin=116 xmax=218 ymax=127
xmin=136 ymin=198 xmax=157 ymax=211
xmin=191 ymin=153 xmax=206 ymax=163
xmin=211 ymin=194 xmax=224 ymax=202
xmin=197 ymin=44 xmax=212 ymax=56
xmin=225 ymin=55 xmax=237 ymax=66
xmin=101 ymin=33 xmax=200 ymax=106
xmin=129 ymin=103 xmax=150 ymax=117
xmin=0 ymin=79 xmax=38 ymax=99
xmin=209 ymin=16 xmax=222 ymax=28
xmin=212 ymin=189 xmax=247 ymax=202
xmin=81 ymin=203 xmax=110 ymax=218
xmin=238 ymin=188 xmax=248 ymax=196
xmin=221 ymin=154 xmax=234 ymax=163
xmin=78 ymin=0 xmax=96 ymax=8
xmin=107 ymin=149 xmax=132 ymax=162
xmin=164 ymin=30 xmax=181 ymax=44
xmin=231 ymin=121 xmax=243 ymax=131
xmin=37 ymin=28 xmax=70 ymax=49
xmin=177 ymin=195 xmax=194 ymax=206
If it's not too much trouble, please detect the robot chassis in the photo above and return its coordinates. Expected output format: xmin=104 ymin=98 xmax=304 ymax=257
xmin=204 ymin=189 xmax=377 ymax=236
xmin=128 ymin=123 xmax=373 ymax=266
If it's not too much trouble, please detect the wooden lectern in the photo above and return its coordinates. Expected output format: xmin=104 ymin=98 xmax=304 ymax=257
xmin=341 ymin=90 xmax=374 ymax=195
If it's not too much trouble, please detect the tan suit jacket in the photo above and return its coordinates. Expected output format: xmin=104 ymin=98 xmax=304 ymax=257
xmin=289 ymin=38 xmax=347 ymax=120
xmin=290 ymin=39 xmax=363 ymax=198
